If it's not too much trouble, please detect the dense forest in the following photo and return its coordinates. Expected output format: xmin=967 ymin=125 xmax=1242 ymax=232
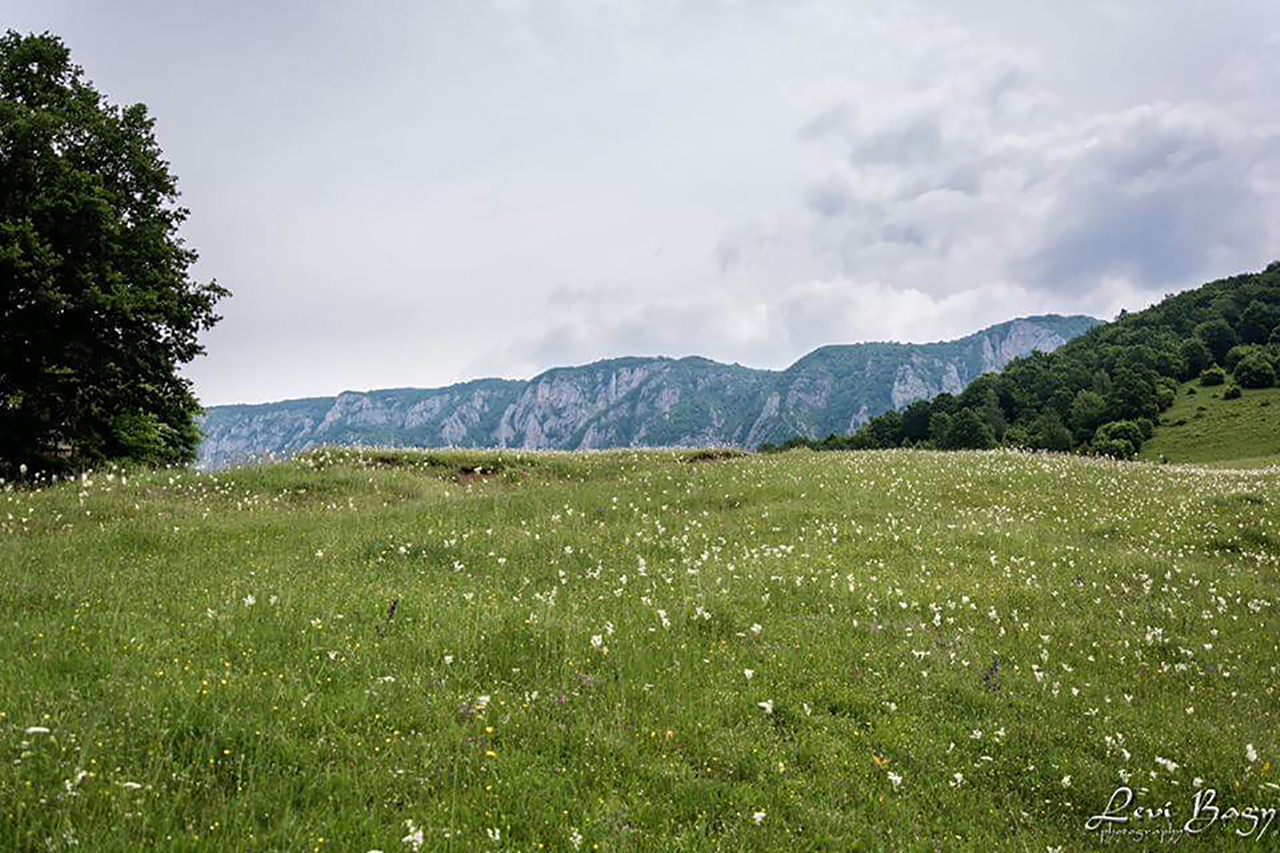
xmin=764 ymin=261 xmax=1280 ymax=459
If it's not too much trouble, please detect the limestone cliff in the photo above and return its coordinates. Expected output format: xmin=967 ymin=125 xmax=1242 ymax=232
xmin=197 ymin=314 xmax=1100 ymax=467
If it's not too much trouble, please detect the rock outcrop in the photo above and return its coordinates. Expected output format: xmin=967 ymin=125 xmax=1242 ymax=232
xmin=197 ymin=314 xmax=1100 ymax=467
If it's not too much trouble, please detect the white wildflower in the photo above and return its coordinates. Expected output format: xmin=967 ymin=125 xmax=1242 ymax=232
xmin=402 ymin=819 xmax=424 ymax=852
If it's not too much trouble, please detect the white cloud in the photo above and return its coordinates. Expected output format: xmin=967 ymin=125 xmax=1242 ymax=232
xmin=9 ymin=0 xmax=1277 ymax=403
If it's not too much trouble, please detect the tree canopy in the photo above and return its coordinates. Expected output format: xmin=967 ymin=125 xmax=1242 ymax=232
xmin=0 ymin=31 xmax=226 ymax=475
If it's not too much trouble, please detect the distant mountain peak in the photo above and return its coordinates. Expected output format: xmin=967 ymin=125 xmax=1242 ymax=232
xmin=198 ymin=314 xmax=1101 ymax=467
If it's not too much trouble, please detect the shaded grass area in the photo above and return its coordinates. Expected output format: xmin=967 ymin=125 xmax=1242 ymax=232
xmin=2 ymin=448 xmax=1279 ymax=850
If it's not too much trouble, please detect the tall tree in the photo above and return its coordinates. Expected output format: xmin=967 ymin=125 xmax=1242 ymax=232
xmin=1194 ymin=318 xmax=1238 ymax=365
xmin=0 ymin=31 xmax=226 ymax=474
xmin=1239 ymin=301 xmax=1279 ymax=345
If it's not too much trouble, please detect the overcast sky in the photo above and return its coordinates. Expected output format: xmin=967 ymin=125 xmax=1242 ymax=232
xmin=9 ymin=1 xmax=1280 ymax=404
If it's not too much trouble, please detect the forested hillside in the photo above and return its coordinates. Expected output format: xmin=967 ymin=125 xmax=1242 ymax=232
xmin=771 ymin=262 xmax=1280 ymax=460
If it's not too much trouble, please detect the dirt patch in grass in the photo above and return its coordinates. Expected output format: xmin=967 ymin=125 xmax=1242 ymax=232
xmin=453 ymin=464 xmax=522 ymax=485
xmin=680 ymin=448 xmax=748 ymax=464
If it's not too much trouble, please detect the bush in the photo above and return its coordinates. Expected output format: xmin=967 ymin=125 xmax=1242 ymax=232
xmin=1233 ymin=352 xmax=1276 ymax=389
xmin=1223 ymin=385 xmax=1243 ymax=400
xmin=1093 ymin=438 xmax=1136 ymax=460
xmin=1092 ymin=420 xmax=1145 ymax=459
xmin=1224 ymin=345 xmax=1261 ymax=373
xmin=1199 ymin=366 xmax=1227 ymax=387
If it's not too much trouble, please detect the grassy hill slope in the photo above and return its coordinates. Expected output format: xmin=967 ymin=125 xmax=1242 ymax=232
xmin=2 ymin=449 xmax=1279 ymax=850
xmin=1140 ymin=382 xmax=1280 ymax=467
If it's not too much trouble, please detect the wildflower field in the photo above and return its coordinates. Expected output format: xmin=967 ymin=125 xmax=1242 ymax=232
xmin=2 ymin=448 xmax=1278 ymax=851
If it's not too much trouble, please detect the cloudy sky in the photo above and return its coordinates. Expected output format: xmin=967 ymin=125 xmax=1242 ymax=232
xmin=10 ymin=1 xmax=1280 ymax=404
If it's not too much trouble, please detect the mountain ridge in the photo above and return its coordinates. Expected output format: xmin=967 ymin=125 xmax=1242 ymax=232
xmin=197 ymin=313 xmax=1101 ymax=467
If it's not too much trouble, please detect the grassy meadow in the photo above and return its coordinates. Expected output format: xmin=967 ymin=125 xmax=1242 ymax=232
xmin=1140 ymin=382 xmax=1280 ymax=468
xmin=2 ymin=448 xmax=1279 ymax=851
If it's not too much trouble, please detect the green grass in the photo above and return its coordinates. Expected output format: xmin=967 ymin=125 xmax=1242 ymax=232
xmin=1140 ymin=381 xmax=1280 ymax=467
xmin=2 ymin=447 xmax=1280 ymax=850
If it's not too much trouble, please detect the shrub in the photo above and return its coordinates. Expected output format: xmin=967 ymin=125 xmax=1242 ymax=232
xmin=1234 ymin=352 xmax=1277 ymax=389
xmin=1199 ymin=366 xmax=1227 ymax=387
xmin=1224 ymin=345 xmax=1261 ymax=373
xmin=1223 ymin=385 xmax=1243 ymax=400
xmin=1093 ymin=438 xmax=1136 ymax=460
xmin=1092 ymin=420 xmax=1145 ymax=459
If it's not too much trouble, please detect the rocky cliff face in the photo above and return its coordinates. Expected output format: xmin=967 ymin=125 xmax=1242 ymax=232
xmin=197 ymin=314 xmax=1100 ymax=467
